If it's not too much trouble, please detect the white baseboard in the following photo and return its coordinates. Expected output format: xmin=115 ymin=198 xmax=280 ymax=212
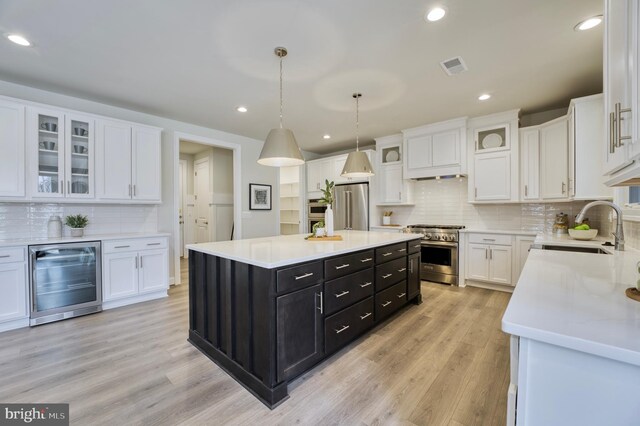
xmin=0 ymin=317 xmax=29 ymax=332
xmin=464 ymin=280 xmax=514 ymax=293
xmin=102 ymin=290 xmax=168 ymax=310
xmin=169 ymin=277 xmax=175 ymax=285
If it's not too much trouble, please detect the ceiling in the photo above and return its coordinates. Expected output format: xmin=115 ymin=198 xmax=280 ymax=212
xmin=0 ymin=0 xmax=603 ymax=154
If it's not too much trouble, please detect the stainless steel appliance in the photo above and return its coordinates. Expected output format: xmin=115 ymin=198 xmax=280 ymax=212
xmin=406 ymin=225 xmax=465 ymax=285
xmin=333 ymin=182 xmax=369 ymax=231
xmin=307 ymin=199 xmax=326 ymax=232
xmin=29 ymin=241 xmax=102 ymax=326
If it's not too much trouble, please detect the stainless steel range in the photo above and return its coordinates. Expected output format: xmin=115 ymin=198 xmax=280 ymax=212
xmin=406 ymin=225 xmax=465 ymax=285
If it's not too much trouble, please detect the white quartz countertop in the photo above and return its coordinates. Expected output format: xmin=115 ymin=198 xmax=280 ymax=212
xmin=186 ymin=230 xmax=422 ymax=269
xmin=502 ymin=247 xmax=640 ymax=366
xmin=459 ymin=229 xmax=538 ymax=236
xmin=0 ymin=232 xmax=170 ymax=248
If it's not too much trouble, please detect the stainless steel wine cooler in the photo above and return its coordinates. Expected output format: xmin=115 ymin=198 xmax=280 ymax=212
xmin=29 ymin=241 xmax=102 ymax=326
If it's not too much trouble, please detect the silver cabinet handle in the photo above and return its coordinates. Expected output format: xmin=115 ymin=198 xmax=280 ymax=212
xmin=140 ymin=256 xmax=143 ymax=268
xmin=413 ymin=244 xmax=421 ymax=249
xmin=409 ymin=259 xmax=413 ymax=273
xmin=360 ymin=281 xmax=372 ymax=288
xmin=335 ymin=264 xmax=350 ymax=270
xmin=60 ymin=180 xmax=64 ymax=194
xmin=335 ymin=325 xmax=350 ymax=334
xmin=381 ymin=301 xmax=392 ymax=307
xmin=128 ymin=184 xmax=132 ymax=197
xmin=360 ymin=258 xmax=372 ymax=263
xmin=114 ymin=245 xmax=131 ymax=249
xmin=382 ymin=252 xmax=392 ymax=257
xmin=133 ymin=184 xmax=136 ymax=196
xmin=295 ymin=272 xmax=314 ymax=280
xmin=397 ymin=293 xmax=406 ymax=298
xmin=610 ymin=111 xmax=616 ymax=153
xmin=0 ymin=255 xmax=10 ymax=258
xmin=485 ymin=248 xmax=488 ymax=259
xmin=398 ymin=191 xmax=401 ymax=200
xmin=147 ymin=242 xmax=161 ymax=246
xmin=475 ymin=187 xmax=478 ymax=198
xmin=135 ymin=256 xmax=138 ymax=269
xmin=67 ymin=181 xmax=70 ymax=194
xmin=382 ymin=273 xmax=392 ymax=279
xmin=489 ymin=249 xmax=493 ymax=260
xmin=316 ymin=292 xmax=323 ymax=314
xmin=616 ymin=102 xmax=632 ymax=147
xmin=562 ymin=182 xmax=566 ymax=194
xmin=482 ymin=238 xmax=495 ymax=241
xmin=524 ymin=185 xmax=528 ymax=197
xmin=335 ymin=290 xmax=350 ymax=298
xmin=398 ymin=268 xmax=407 ymax=272
xmin=398 ymin=248 xmax=406 ymax=252
xmin=360 ymin=312 xmax=372 ymax=320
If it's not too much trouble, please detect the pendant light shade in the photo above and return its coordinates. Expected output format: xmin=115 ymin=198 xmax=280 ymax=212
xmin=341 ymin=93 xmax=374 ymax=178
xmin=258 ymin=47 xmax=305 ymax=167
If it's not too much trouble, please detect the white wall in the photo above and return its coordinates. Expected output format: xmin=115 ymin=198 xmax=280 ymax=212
xmin=0 ymin=79 xmax=280 ymax=281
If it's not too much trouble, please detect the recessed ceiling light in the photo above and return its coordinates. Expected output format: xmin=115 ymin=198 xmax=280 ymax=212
xmin=425 ymin=7 xmax=446 ymax=22
xmin=478 ymin=94 xmax=491 ymax=101
xmin=236 ymin=106 xmax=248 ymax=113
xmin=323 ymin=134 xmax=331 ymax=140
xmin=574 ymin=15 xmax=603 ymax=31
xmin=7 ymin=34 xmax=31 ymax=47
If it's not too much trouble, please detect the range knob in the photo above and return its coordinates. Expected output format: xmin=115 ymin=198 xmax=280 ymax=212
xmin=424 ymin=233 xmax=432 ymax=240
xmin=434 ymin=234 xmax=442 ymax=240
xmin=444 ymin=235 xmax=454 ymax=242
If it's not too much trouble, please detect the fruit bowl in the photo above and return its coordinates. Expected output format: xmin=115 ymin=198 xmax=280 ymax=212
xmin=568 ymin=228 xmax=598 ymax=240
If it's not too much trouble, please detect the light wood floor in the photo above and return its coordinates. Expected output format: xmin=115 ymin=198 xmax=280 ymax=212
xmin=0 ymin=258 xmax=511 ymax=425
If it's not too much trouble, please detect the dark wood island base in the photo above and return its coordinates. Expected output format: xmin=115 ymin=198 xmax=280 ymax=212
xmin=188 ymin=237 xmax=422 ymax=408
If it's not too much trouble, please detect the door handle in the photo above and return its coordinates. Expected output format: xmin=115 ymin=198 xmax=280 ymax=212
xmin=524 ymin=185 xmax=528 ymax=197
xmin=334 ymin=290 xmax=350 ymax=298
xmin=67 ymin=181 xmax=70 ymax=194
xmin=295 ymin=272 xmax=314 ymax=280
xmin=561 ymin=182 xmax=566 ymax=194
xmin=129 ymin=184 xmax=132 ymax=197
xmin=610 ymin=111 xmax=616 ymax=153
xmin=316 ymin=291 xmax=323 ymax=314
xmin=381 ymin=301 xmax=392 ymax=307
xmin=616 ymin=102 xmax=632 ymax=147
xmin=485 ymin=248 xmax=488 ymax=259
xmin=133 ymin=184 xmax=137 ymax=197
xmin=489 ymin=249 xmax=493 ymax=260
xmin=360 ymin=282 xmax=372 ymax=288
xmin=409 ymin=259 xmax=413 ymax=273
xmin=382 ymin=252 xmax=392 ymax=257
xmin=335 ymin=263 xmax=350 ymax=270
xmin=335 ymin=325 xmax=350 ymax=334
xmin=382 ymin=273 xmax=392 ymax=279
xmin=140 ymin=256 xmax=143 ymax=268
xmin=359 ymin=312 xmax=372 ymax=320
xmin=360 ymin=258 xmax=372 ymax=263
xmin=397 ymin=292 xmax=406 ymax=299
xmin=135 ymin=256 xmax=139 ymax=269
xmin=397 ymin=248 xmax=406 ymax=252
xmin=60 ymin=180 xmax=64 ymax=194
xmin=398 ymin=268 xmax=407 ymax=272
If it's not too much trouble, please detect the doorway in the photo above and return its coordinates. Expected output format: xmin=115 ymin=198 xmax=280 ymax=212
xmin=176 ymin=138 xmax=237 ymax=284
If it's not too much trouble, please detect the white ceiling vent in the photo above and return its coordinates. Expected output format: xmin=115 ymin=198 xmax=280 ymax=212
xmin=440 ymin=56 xmax=468 ymax=76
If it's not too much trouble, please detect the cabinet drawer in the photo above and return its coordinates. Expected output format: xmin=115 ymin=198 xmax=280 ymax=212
xmin=325 ymin=250 xmax=374 ymax=281
xmin=375 ymin=257 xmax=407 ymax=291
xmin=407 ymin=239 xmax=422 ymax=254
xmin=375 ymin=242 xmax=408 ymax=263
xmin=0 ymin=247 xmax=25 ymax=264
xmin=467 ymin=233 xmax=512 ymax=246
xmin=325 ymin=297 xmax=374 ymax=354
xmin=324 ymin=268 xmax=374 ymax=315
xmin=103 ymin=237 xmax=167 ymax=254
xmin=375 ymin=281 xmax=407 ymax=321
xmin=277 ymin=261 xmax=323 ymax=294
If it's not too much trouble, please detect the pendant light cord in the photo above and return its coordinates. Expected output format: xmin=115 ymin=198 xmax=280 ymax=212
xmin=355 ymin=94 xmax=360 ymax=151
xmin=279 ymin=55 xmax=283 ymax=129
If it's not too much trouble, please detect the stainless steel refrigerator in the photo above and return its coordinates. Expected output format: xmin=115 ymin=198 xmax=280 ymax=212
xmin=333 ymin=182 xmax=369 ymax=231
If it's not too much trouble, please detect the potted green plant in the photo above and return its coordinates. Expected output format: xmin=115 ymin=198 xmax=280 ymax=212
xmin=312 ymin=220 xmax=325 ymax=238
xmin=319 ymin=180 xmax=335 ymax=236
xmin=65 ymin=214 xmax=89 ymax=237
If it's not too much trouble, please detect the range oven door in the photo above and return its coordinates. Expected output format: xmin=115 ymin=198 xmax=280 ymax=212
xmin=420 ymin=241 xmax=458 ymax=276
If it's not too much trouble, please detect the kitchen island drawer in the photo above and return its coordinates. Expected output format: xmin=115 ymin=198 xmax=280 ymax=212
xmin=375 ymin=281 xmax=407 ymax=321
xmin=375 ymin=242 xmax=408 ymax=263
xmin=324 ymin=268 xmax=374 ymax=315
xmin=407 ymin=239 xmax=422 ymax=254
xmin=0 ymin=247 xmax=25 ymax=264
xmin=375 ymin=257 xmax=407 ymax=291
xmin=324 ymin=250 xmax=374 ymax=281
xmin=325 ymin=297 xmax=374 ymax=354
xmin=276 ymin=261 xmax=323 ymax=294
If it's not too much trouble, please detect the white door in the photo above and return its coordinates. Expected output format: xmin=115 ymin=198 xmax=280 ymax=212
xmin=65 ymin=113 xmax=95 ymax=199
xmin=466 ymin=243 xmax=490 ymax=281
xmin=132 ymin=126 xmax=161 ymax=201
xmin=138 ymin=249 xmax=168 ymax=293
xmin=97 ymin=119 xmax=132 ymax=200
xmin=103 ymin=252 xmax=138 ymax=301
xmin=381 ymin=164 xmax=403 ymax=203
xmin=179 ymin=160 xmax=187 ymax=257
xmin=30 ymin=107 xmax=66 ymax=198
xmin=0 ymin=263 xmax=27 ymax=322
xmin=194 ymin=159 xmax=211 ymax=243
xmin=0 ymin=99 xmax=25 ymax=197
xmin=431 ymin=130 xmax=459 ymax=167
xmin=488 ymin=245 xmax=512 ymax=285
xmin=520 ymin=129 xmax=540 ymax=200
xmin=473 ymin=152 xmax=510 ymax=201
xmin=540 ymin=118 xmax=569 ymax=200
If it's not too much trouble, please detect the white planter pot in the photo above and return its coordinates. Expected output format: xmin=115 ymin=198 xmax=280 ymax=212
xmin=70 ymin=228 xmax=84 ymax=237
xmin=315 ymin=227 xmax=325 ymax=237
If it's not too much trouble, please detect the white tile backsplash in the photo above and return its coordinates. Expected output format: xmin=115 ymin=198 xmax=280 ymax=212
xmin=0 ymin=203 xmax=158 ymax=240
xmin=376 ymin=178 xmax=613 ymax=234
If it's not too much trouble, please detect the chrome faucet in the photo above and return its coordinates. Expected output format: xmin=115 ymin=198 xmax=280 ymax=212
xmin=576 ymin=201 xmax=624 ymax=251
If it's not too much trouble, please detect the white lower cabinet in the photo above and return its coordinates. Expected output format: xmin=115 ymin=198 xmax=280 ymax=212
xmin=515 ymin=236 xmax=536 ymax=282
xmin=465 ymin=233 xmax=515 ymax=287
xmin=0 ymin=247 xmax=28 ymax=331
xmin=102 ymin=237 xmax=168 ymax=308
xmin=467 ymin=243 xmax=491 ymax=281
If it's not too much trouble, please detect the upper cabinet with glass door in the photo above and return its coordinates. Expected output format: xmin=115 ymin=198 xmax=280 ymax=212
xmin=28 ymin=107 xmax=94 ymax=199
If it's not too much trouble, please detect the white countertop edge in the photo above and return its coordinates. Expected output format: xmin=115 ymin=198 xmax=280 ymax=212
xmin=459 ymin=229 xmax=538 ymax=236
xmin=502 ymin=319 xmax=640 ymax=367
xmin=0 ymin=232 xmax=170 ymax=247
xmin=370 ymin=225 xmax=404 ymax=229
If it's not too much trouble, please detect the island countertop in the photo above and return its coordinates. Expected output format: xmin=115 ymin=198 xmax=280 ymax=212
xmin=502 ymin=248 xmax=640 ymax=366
xmin=186 ymin=230 xmax=422 ymax=269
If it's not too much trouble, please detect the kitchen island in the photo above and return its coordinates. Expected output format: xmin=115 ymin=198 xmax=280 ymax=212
xmin=502 ymin=247 xmax=640 ymax=425
xmin=187 ymin=230 xmax=423 ymax=408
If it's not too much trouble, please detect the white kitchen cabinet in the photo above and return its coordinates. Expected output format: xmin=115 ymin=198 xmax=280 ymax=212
xmin=0 ymin=247 xmax=28 ymax=331
xmin=403 ymin=117 xmax=467 ymax=179
xmin=96 ymin=119 xmax=162 ymax=202
xmin=467 ymin=243 xmax=491 ymax=281
xmin=539 ymin=117 xmax=569 ymax=200
xmin=520 ymin=129 xmax=540 ymax=200
xmin=465 ymin=233 xmax=513 ymax=287
xmin=0 ymin=99 xmax=26 ymax=198
xmin=306 ymin=158 xmax=332 ymax=194
xmin=473 ymin=151 xmax=511 ymax=201
xmin=333 ymin=154 xmax=348 ymax=185
xmin=515 ymin=236 xmax=535 ymax=282
xmin=488 ymin=245 xmax=512 ymax=284
xmin=306 ymin=151 xmax=374 ymax=198
xmin=375 ymin=134 xmax=413 ymax=205
xmin=102 ymin=237 xmax=169 ymax=308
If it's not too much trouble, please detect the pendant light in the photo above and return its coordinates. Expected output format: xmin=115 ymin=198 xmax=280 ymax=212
xmin=257 ymin=47 xmax=305 ymax=167
xmin=341 ymin=93 xmax=374 ymax=177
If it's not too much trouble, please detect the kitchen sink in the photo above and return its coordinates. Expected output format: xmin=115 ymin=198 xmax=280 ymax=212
xmin=538 ymin=245 xmax=611 ymax=255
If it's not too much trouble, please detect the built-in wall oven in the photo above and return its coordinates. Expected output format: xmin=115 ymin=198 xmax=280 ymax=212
xmin=29 ymin=241 xmax=102 ymax=326
xmin=308 ymin=199 xmax=326 ymax=232
xmin=407 ymin=225 xmax=464 ymax=286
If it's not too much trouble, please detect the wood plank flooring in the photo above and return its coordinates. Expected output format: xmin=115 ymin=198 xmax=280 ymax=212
xmin=0 ymin=258 xmax=511 ymax=425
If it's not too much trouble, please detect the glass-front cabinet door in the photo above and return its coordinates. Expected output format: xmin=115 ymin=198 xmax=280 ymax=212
xmin=65 ymin=114 xmax=94 ymax=198
xmin=33 ymin=109 xmax=65 ymax=197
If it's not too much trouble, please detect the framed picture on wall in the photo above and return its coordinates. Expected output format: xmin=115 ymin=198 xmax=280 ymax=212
xmin=249 ymin=183 xmax=272 ymax=210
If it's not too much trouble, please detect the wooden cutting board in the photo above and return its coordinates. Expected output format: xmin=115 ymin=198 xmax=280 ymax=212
xmin=306 ymin=235 xmax=343 ymax=241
